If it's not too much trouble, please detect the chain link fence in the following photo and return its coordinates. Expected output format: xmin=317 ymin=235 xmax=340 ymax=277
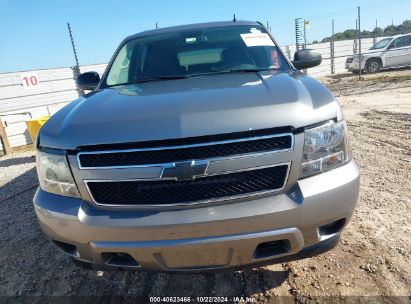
xmin=281 ymin=30 xmax=410 ymax=77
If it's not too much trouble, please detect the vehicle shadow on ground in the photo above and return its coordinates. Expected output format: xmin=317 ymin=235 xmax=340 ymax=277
xmin=80 ymin=266 xmax=290 ymax=297
xmin=0 ymin=155 xmax=35 ymax=168
xmin=0 ymin=167 xmax=38 ymax=203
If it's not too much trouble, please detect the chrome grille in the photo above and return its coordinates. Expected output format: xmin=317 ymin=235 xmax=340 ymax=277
xmin=78 ymin=134 xmax=292 ymax=169
xmin=76 ymin=130 xmax=294 ymax=207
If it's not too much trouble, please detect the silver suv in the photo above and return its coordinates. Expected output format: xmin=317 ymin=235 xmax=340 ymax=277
xmin=34 ymin=21 xmax=359 ymax=272
xmin=346 ymin=33 xmax=411 ymax=73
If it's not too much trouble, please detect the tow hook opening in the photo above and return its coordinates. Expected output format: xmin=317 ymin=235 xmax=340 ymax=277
xmin=52 ymin=240 xmax=78 ymax=257
xmin=254 ymin=239 xmax=291 ymax=259
xmin=318 ymin=218 xmax=346 ymax=236
xmin=102 ymin=252 xmax=140 ymax=268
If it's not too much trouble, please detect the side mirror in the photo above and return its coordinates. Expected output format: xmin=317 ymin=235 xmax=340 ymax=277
xmin=76 ymin=71 xmax=100 ymax=90
xmin=292 ymin=49 xmax=322 ymax=70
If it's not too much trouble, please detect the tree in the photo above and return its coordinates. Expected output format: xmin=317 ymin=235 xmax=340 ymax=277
xmin=384 ymin=24 xmax=396 ymax=34
xmin=373 ymin=27 xmax=383 ymax=35
xmin=320 ymin=19 xmax=411 ymax=42
xmin=402 ymin=20 xmax=411 ymax=30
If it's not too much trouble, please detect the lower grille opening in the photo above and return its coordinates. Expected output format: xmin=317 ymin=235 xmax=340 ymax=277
xmin=102 ymin=252 xmax=140 ymax=268
xmin=318 ymin=218 xmax=346 ymax=236
xmin=53 ymin=240 xmax=78 ymax=257
xmin=87 ymin=165 xmax=289 ymax=206
xmin=254 ymin=239 xmax=291 ymax=259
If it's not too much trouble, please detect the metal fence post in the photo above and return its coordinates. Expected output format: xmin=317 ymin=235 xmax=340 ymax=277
xmin=373 ymin=19 xmax=377 ymax=44
xmin=303 ymin=19 xmax=307 ymax=49
xmin=67 ymin=23 xmax=80 ymax=73
xmin=330 ymin=41 xmax=335 ymax=75
xmin=331 ymin=19 xmax=335 ymax=75
xmin=295 ymin=18 xmax=303 ymax=51
xmin=353 ymin=19 xmax=358 ymax=54
xmin=67 ymin=23 xmax=83 ymax=96
xmin=0 ymin=117 xmax=13 ymax=155
xmin=71 ymin=66 xmax=83 ymax=97
xmin=358 ymin=6 xmax=362 ymax=80
xmin=285 ymin=45 xmax=291 ymax=59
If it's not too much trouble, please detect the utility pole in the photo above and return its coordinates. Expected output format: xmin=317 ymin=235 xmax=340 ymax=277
xmin=358 ymin=6 xmax=362 ymax=80
xmin=67 ymin=23 xmax=80 ymax=75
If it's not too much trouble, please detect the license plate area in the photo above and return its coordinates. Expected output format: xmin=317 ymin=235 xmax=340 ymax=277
xmin=155 ymin=248 xmax=233 ymax=269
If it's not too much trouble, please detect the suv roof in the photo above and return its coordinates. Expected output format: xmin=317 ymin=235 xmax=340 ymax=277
xmin=392 ymin=33 xmax=411 ymax=38
xmin=124 ymin=20 xmax=262 ymax=42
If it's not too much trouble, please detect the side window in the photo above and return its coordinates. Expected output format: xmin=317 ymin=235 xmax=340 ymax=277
xmin=405 ymin=35 xmax=411 ymax=47
xmin=106 ymin=43 xmax=136 ymax=85
xmin=392 ymin=37 xmax=406 ymax=48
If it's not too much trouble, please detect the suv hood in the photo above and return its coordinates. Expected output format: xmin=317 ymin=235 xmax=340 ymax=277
xmin=349 ymin=49 xmax=384 ymax=58
xmin=40 ymin=71 xmax=339 ymax=150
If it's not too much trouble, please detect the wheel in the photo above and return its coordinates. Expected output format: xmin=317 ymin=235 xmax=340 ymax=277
xmin=365 ymin=59 xmax=381 ymax=74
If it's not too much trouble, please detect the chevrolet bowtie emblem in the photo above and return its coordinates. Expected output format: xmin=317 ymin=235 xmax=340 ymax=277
xmin=161 ymin=160 xmax=209 ymax=181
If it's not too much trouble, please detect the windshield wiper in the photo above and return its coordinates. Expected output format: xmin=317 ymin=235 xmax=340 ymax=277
xmin=109 ymin=69 xmax=278 ymax=87
xmin=141 ymin=75 xmax=190 ymax=81
xmin=227 ymin=68 xmax=278 ymax=73
xmin=108 ymin=75 xmax=190 ymax=87
xmin=191 ymin=68 xmax=278 ymax=77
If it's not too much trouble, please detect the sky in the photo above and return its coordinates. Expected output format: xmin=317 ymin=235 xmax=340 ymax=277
xmin=0 ymin=0 xmax=410 ymax=73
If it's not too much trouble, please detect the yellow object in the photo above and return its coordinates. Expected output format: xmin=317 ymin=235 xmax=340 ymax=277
xmin=26 ymin=116 xmax=50 ymax=144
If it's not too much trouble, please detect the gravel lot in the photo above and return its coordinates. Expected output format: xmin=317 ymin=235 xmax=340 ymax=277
xmin=0 ymin=70 xmax=410 ymax=303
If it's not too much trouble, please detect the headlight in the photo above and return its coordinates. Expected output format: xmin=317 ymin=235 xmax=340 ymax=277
xmin=300 ymin=120 xmax=351 ymax=179
xmin=36 ymin=150 xmax=80 ymax=198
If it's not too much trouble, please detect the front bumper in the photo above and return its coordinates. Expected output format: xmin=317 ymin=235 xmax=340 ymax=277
xmin=346 ymin=60 xmax=365 ymax=71
xmin=34 ymin=161 xmax=359 ymax=272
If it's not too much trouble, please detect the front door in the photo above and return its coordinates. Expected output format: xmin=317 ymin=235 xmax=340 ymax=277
xmin=384 ymin=35 xmax=411 ymax=67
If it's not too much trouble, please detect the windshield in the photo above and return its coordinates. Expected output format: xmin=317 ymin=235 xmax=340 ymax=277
xmin=105 ymin=25 xmax=290 ymax=86
xmin=369 ymin=38 xmax=392 ymax=50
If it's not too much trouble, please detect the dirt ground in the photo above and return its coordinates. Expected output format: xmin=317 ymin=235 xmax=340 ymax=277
xmin=0 ymin=69 xmax=410 ymax=303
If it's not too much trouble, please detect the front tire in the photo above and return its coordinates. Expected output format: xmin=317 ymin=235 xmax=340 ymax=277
xmin=365 ymin=59 xmax=381 ymax=74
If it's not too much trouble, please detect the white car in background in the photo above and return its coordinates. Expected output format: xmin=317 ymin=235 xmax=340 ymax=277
xmin=346 ymin=33 xmax=411 ymax=73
